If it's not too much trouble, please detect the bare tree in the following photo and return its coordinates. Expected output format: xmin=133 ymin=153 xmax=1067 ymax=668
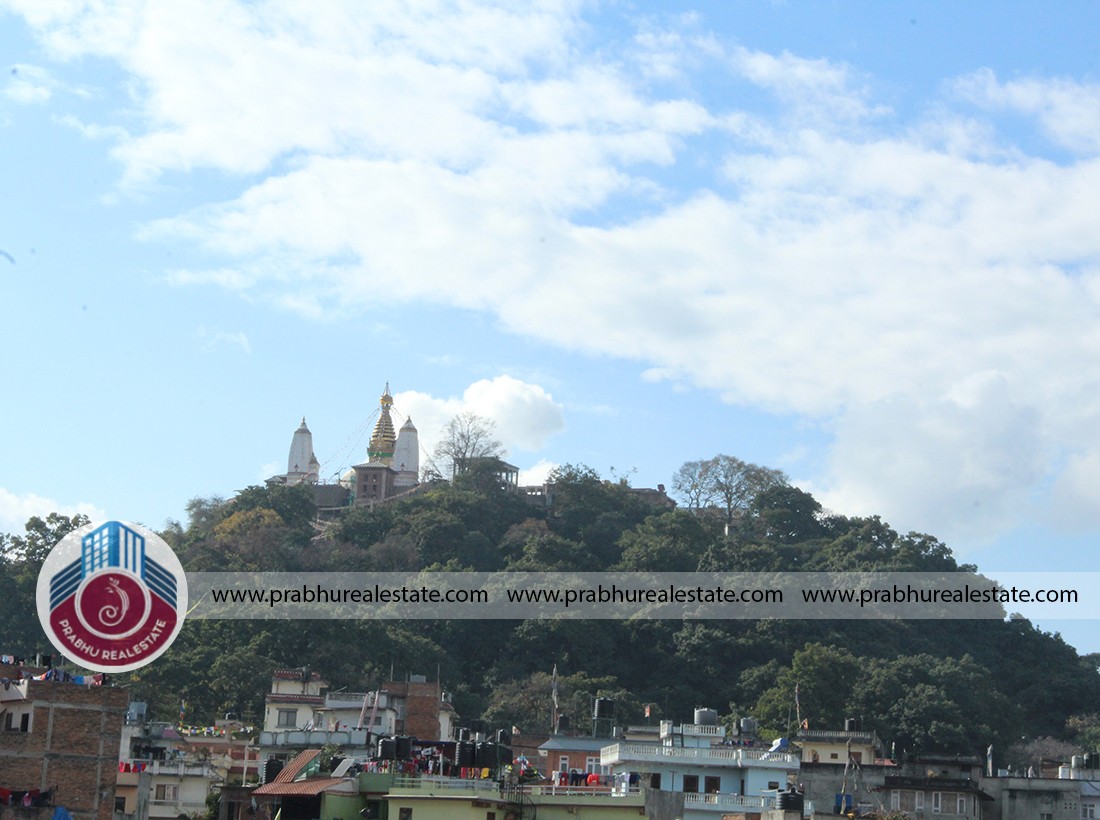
xmin=434 ymin=412 xmax=504 ymax=477
xmin=671 ymin=459 xmax=716 ymax=511
xmin=707 ymin=455 xmax=787 ymax=535
xmin=673 ymin=455 xmax=787 ymax=534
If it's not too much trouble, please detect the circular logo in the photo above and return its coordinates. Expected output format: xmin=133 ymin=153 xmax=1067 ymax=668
xmin=36 ymin=521 xmax=188 ymax=673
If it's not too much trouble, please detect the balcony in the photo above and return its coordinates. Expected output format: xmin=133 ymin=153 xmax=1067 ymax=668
xmin=601 ymin=743 xmax=800 ymax=770
xmin=386 ymin=777 xmax=645 ymax=810
xmin=117 ymin=761 xmax=215 ymax=778
xmin=683 ymin=793 xmax=777 ymax=811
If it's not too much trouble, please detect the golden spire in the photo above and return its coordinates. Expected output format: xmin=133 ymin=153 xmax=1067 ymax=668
xmin=368 ymin=383 xmax=396 ymax=463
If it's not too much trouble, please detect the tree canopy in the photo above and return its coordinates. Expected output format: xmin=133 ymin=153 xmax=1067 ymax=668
xmin=1 ymin=457 xmax=1095 ymax=760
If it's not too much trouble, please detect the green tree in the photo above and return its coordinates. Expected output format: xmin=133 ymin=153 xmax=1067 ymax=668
xmin=744 ymin=485 xmax=827 ymax=544
xmin=0 ymin=513 xmax=89 ymax=651
xmin=752 ymin=643 xmax=860 ymax=736
xmin=614 ymin=511 xmax=712 ymax=571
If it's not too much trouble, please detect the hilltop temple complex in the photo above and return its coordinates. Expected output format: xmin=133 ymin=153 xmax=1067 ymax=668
xmin=267 ymin=384 xmax=422 ymax=510
xmin=267 ymin=385 xmax=673 ymax=513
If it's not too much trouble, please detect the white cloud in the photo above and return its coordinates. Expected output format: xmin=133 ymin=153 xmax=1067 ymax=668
xmin=519 ymin=458 xmax=558 ymax=486
xmin=3 ymin=64 xmax=55 ymax=103
xmin=817 ymin=376 xmax=1048 ymax=544
xmin=0 ymin=487 xmax=105 ymax=536
xmin=195 ymin=325 xmax=252 ymax=355
xmin=10 ymin=0 xmax=1100 ymax=544
xmin=393 ymin=376 xmax=564 ymax=469
xmin=952 ymin=69 xmax=1100 ymax=155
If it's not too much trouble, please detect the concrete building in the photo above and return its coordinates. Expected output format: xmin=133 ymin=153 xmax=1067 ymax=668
xmin=384 ymin=776 xmax=650 ymax=820
xmin=0 ymin=676 xmax=128 ymax=820
xmin=264 ymin=669 xmax=329 ymax=734
xmin=257 ymin=670 xmax=456 ymax=766
xmin=984 ymin=777 xmax=1077 ymax=820
xmin=795 ymin=727 xmax=883 ymax=766
xmin=601 ymin=715 xmax=799 ymax=819
xmin=877 ymin=756 xmax=992 ymax=820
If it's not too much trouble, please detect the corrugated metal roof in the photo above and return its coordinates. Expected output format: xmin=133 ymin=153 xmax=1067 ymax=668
xmin=252 ymin=777 xmax=345 ymax=797
xmin=271 ymin=749 xmax=321 ymax=783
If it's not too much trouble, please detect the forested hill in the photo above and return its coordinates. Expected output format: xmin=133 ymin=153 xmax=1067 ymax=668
xmin=3 ymin=460 xmax=1099 ymax=769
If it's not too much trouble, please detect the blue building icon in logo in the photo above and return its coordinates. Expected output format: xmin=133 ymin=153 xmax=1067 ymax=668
xmin=49 ymin=521 xmax=177 ymax=610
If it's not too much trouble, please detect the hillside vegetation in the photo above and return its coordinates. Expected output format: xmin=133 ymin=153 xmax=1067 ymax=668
xmin=3 ymin=459 xmax=1098 ymax=767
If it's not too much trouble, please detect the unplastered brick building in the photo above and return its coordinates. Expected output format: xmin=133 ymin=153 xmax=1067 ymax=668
xmin=0 ymin=677 xmax=128 ymax=820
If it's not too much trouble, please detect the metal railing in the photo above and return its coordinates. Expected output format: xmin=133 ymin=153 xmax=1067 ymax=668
xmin=602 ymin=743 xmax=799 ymax=768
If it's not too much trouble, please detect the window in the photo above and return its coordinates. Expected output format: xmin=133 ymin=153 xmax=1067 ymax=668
xmin=4 ymin=712 xmax=30 ymax=732
xmin=933 ymin=793 xmax=942 ymax=814
xmin=585 ymin=757 xmax=600 ymax=774
xmin=650 ymin=773 xmax=661 ymax=790
xmin=399 ymin=809 xmax=413 ymax=820
xmin=559 ymin=756 xmax=569 ymax=772
xmin=114 ymin=798 xmax=126 ymax=813
xmin=682 ymin=775 xmax=699 ymax=794
xmin=154 ymin=785 xmax=179 ymax=803
xmin=916 ymin=792 xmax=925 ymax=812
xmin=1084 ymin=804 xmax=1097 ymax=820
xmin=1041 ymin=814 xmax=1053 ymax=820
xmin=957 ymin=795 xmax=967 ymax=814
xmin=768 ymin=782 xmax=780 ymax=791
xmin=705 ymin=777 xmax=721 ymax=795
xmin=277 ymin=709 xmax=296 ymax=727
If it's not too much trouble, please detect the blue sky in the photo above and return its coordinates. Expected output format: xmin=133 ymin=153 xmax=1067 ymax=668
xmin=3 ymin=1 xmax=1100 ymax=648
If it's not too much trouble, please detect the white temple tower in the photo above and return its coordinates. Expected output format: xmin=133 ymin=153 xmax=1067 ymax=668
xmin=286 ymin=417 xmax=319 ymax=485
xmin=392 ymin=417 xmax=419 ymax=487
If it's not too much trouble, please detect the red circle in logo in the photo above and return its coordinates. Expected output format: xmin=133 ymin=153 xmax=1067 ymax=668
xmin=75 ymin=571 xmax=151 ymax=640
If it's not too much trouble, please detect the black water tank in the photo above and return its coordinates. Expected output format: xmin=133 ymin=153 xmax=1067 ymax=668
xmin=263 ymin=758 xmax=284 ymax=784
xmin=844 ymin=717 xmax=861 ymax=732
xmin=395 ymin=736 xmax=413 ymax=760
xmin=456 ymin=727 xmax=471 ymax=741
xmin=456 ymin=741 xmax=476 ymax=767
xmin=777 ymin=791 xmax=805 ymax=812
xmin=593 ymin=698 xmax=615 ymax=719
xmin=378 ymin=737 xmax=397 ymax=760
xmin=495 ymin=729 xmax=512 ymax=746
xmin=475 ymin=742 xmax=497 ymax=768
xmin=556 ymin=715 xmax=571 ymax=732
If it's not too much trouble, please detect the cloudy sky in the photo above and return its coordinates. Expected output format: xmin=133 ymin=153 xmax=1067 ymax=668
xmin=2 ymin=2 xmax=1099 ymax=644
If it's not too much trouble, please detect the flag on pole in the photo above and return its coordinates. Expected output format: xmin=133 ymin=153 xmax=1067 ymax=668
xmin=645 ymin=703 xmax=652 ymax=719
xmin=551 ymin=664 xmax=559 ymax=711
xmin=987 ymin=745 xmax=993 ymax=777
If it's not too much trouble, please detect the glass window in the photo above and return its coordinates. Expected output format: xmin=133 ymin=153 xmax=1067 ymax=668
xmin=682 ymin=775 xmax=699 ymax=793
xmin=154 ymin=785 xmax=179 ymax=802
xmin=277 ymin=709 xmax=296 ymax=727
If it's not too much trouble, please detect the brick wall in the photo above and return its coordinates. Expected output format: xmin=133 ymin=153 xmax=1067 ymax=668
xmin=0 ymin=681 xmax=128 ymax=820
